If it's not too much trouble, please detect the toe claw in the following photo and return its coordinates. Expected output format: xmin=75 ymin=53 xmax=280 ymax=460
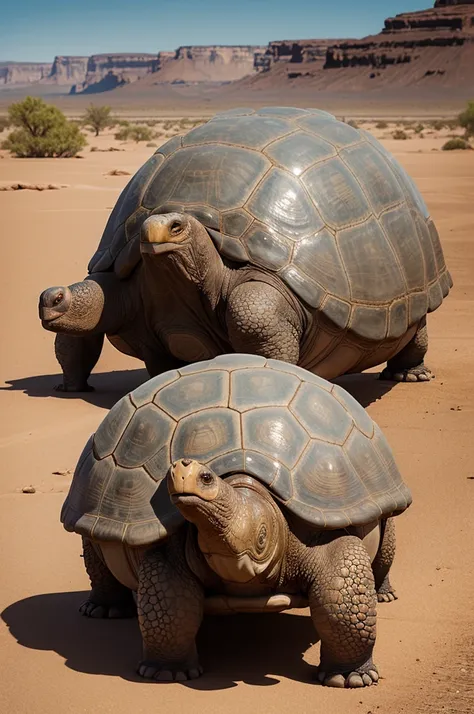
xmin=347 ymin=673 xmax=364 ymax=688
xmin=362 ymin=673 xmax=373 ymax=686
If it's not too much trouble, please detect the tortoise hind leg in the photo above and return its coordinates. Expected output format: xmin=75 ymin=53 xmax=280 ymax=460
xmin=372 ymin=518 xmax=397 ymax=603
xmin=80 ymin=537 xmax=136 ymax=619
xmin=380 ymin=317 xmax=431 ymax=383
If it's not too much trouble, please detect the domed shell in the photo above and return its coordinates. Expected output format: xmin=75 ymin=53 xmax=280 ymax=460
xmin=88 ymin=108 xmax=451 ymax=341
xmin=61 ymin=354 xmax=412 ymax=546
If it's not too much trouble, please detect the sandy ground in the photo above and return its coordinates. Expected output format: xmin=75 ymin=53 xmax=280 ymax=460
xmin=0 ymin=124 xmax=473 ymax=714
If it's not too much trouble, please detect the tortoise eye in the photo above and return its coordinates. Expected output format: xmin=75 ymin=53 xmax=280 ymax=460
xmin=200 ymin=472 xmax=214 ymax=486
xmin=53 ymin=293 xmax=63 ymax=306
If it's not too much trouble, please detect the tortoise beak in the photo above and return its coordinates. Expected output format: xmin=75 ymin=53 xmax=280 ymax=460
xmin=140 ymin=214 xmax=189 ymax=255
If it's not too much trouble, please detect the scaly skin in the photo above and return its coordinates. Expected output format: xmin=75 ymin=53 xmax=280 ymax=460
xmin=136 ymin=534 xmax=204 ymax=682
xmin=226 ymin=281 xmax=303 ymax=363
xmin=306 ymin=536 xmax=379 ymax=688
xmin=380 ymin=317 xmax=431 ymax=382
xmin=80 ymin=537 xmax=136 ymax=618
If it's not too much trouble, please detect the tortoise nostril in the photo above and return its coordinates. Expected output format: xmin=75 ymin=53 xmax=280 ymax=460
xmin=181 ymin=459 xmax=192 ymax=467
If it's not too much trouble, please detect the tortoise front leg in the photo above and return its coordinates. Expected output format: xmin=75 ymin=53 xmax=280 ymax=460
xmin=306 ymin=535 xmax=379 ymax=688
xmin=137 ymin=535 xmax=204 ymax=682
xmin=54 ymin=332 xmax=104 ymax=392
xmin=80 ymin=536 xmax=136 ymax=618
xmin=226 ymin=281 xmax=303 ymax=363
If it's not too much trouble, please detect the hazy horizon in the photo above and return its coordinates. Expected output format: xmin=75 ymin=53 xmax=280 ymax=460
xmin=1 ymin=0 xmax=430 ymax=63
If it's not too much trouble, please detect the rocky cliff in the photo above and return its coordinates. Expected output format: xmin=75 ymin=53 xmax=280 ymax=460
xmin=72 ymin=53 xmax=159 ymax=94
xmin=235 ymin=1 xmax=474 ymax=92
xmin=151 ymin=45 xmax=266 ymax=83
xmin=0 ymin=62 xmax=51 ymax=85
xmin=44 ymin=56 xmax=88 ymax=84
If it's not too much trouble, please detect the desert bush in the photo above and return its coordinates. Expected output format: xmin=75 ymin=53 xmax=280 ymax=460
xmin=345 ymin=119 xmax=358 ymax=128
xmin=458 ymin=101 xmax=474 ymax=138
xmin=114 ymin=124 xmax=155 ymax=142
xmin=414 ymin=123 xmax=425 ymax=134
xmin=375 ymin=120 xmax=388 ymax=129
xmin=392 ymin=129 xmax=409 ymax=140
xmin=430 ymin=120 xmax=445 ymax=131
xmin=1 ymin=96 xmax=86 ymax=157
xmin=0 ymin=117 xmax=10 ymax=132
xmin=442 ymin=138 xmax=471 ymax=151
xmin=82 ymin=104 xmax=114 ymax=136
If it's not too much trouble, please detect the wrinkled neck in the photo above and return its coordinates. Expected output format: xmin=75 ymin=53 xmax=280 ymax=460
xmin=143 ymin=234 xmax=230 ymax=310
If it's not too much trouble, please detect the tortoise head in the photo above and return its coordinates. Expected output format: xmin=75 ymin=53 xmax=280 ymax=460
xmin=38 ymin=279 xmax=105 ymax=335
xmin=139 ymin=213 xmax=223 ymax=293
xmin=168 ymin=459 xmax=287 ymax=584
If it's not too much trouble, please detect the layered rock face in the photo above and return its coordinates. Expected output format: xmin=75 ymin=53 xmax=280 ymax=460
xmin=0 ymin=62 xmax=51 ymax=85
xmin=153 ymin=45 xmax=266 ymax=83
xmin=435 ymin=0 xmax=474 ymax=6
xmin=239 ymin=1 xmax=474 ymax=91
xmin=73 ymin=53 xmax=159 ymax=93
xmin=44 ymin=56 xmax=88 ymax=84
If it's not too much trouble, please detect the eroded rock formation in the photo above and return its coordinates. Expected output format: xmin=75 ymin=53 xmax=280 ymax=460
xmin=0 ymin=62 xmax=51 ymax=85
xmin=72 ymin=53 xmax=159 ymax=93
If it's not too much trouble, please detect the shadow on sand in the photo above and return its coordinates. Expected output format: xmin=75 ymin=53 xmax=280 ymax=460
xmin=2 ymin=367 xmax=396 ymax=411
xmin=0 ymin=369 xmax=148 ymax=410
xmin=1 ymin=591 xmax=318 ymax=690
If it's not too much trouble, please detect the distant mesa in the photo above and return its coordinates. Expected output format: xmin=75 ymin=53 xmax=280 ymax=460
xmin=434 ymin=1 xmax=474 ymax=6
xmin=1 ymin=1 xmax=474 ymax=96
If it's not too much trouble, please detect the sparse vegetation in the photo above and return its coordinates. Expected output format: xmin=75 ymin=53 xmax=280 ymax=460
xmin=345 ymin=119 xmax=359 ymax=129
xmin=414 ymin=123 xmax=425 ymax=134
xmin=375 ymin=121 xmax=388 ymax=129
xmin=430 ymin=120 xmax=445 ymax=131
xmin=1 ymin=97 xmax=86 ymax=158
xmin=392 ymin=129 xmax=409 ymax=140
xmin=82 ymin=104 xmax=114 ymax=136
xmin=0 ymin=117 xmax=10 ymax=132
xmin=114 ymin=124 xmax=155 ymax=142
xmin=442 ymin=138 xmax=471 ymax=151
xmin=458 ymin=100 xmax=474 ymax=139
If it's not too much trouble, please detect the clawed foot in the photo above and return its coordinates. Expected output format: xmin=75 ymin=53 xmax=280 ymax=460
xmin=377 ymin=577 xmax=398 ymax=603
xmin=79 ymin=599 xmax=136 ymax=619
xmin=138 ymin=660 xmax=203 ymax=682
xmin=55 ymin=383 xmax=95 ymax=393
xmin=379 ymin=364 xmax=432 ymax=383
xmin=317 ymin=661 xmax=379 ymax=688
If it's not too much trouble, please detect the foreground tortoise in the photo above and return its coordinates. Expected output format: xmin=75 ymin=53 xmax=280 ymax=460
xmin=62 ymin=354 xmax=412 ymax=687
xmin=40 ymin=107 xmax=452 ymax=391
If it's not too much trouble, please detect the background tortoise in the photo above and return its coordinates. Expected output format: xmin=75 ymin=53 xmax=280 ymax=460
xmin=62 ymin=353 xmax=412 ymax=687
xmin=39 ymin=107 xmax=452 ymax=391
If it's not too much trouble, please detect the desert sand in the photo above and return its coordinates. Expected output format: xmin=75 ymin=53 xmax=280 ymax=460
xmin=0 ymin=123 xmax=473 ymax=714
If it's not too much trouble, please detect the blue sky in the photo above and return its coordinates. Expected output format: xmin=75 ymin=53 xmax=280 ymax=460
xmin=1 ymin=1 xmax=431 ymax=62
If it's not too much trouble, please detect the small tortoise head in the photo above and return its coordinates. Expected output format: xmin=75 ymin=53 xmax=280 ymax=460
xmin=140 ymin=213 xmax=223 ymax=294
xmin=168 ymin=459 xmax=287 ymax=584
xmin=39 ymin=279 xmax=105 ymax=335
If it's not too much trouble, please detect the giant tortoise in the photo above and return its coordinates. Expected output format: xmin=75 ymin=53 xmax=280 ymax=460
xmin=39 ymin=107 xmax=452 ymax=391
xmin=62 ymin=353 xmax=412 ymax=687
